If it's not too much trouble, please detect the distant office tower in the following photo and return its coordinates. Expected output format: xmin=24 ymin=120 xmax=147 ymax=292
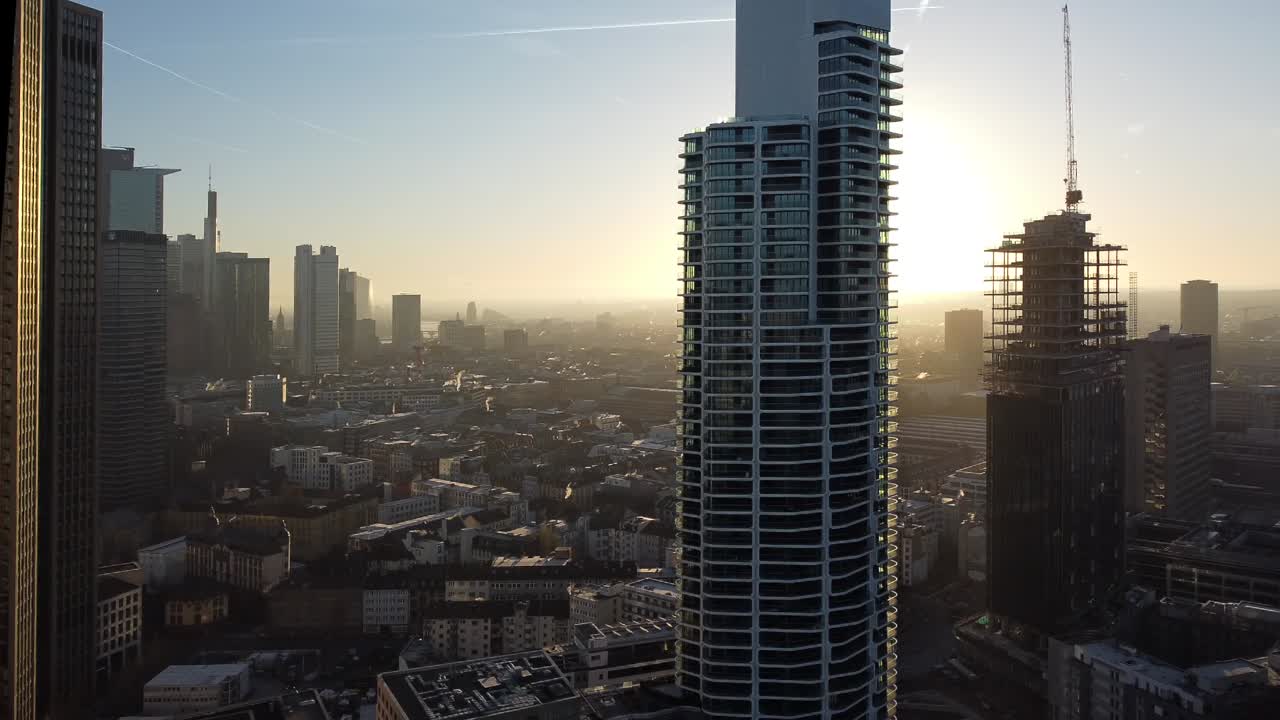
xmin=945 ymin=309 xmax=984 ymax=370
xmin=339 ymin=269 xmax=357 ymax=367
xmin=213 ymin=252 xmax=271 ymax=377
xmin=293 ymin=245 xmax=339 ymax=376
xmin=202 ymin=184 xmax=218 ymax=310
xmin=99 ymin=146 xmax=179 ymax=234
xmin=987 ymin=212 xmax=1127 ymax=634
xmin=176 ymin=232 xmax=206 ymax=304
xmin=100 ymin=230 xmax=170 ymax=510
xmin=165 ymin=238 xmax=182 ymax=294
xmin=596 ymin=312 xmax=615 ymax=334
xmin=677 ymin=2 xmax=902 ymax=718
xmin=463 ymin=325 xmax=485 ymax=351
xmin=354 ymin=273 xmax=372 ymax=320
xmin=1125 ymin=326 xmax=1212 ymax=520
xmin=1180 ymin=280 xmax=1218 ymax=364
xmin=439 ymin=316 xmax=464 ymax=348
xmin=40 ymin=1 xmax=104 ymax=711
xmin=355 ymin=318 xmax=379 ymax=360
xmin=466 ymin=300 xmax=478 ymax=324
xmin=1 ymin=5 xmax=44 ymax=714
xmin=392 ymin=294 xmax=423 ymax=352
xmin=504 ymin=328 xmax=529 ymax=355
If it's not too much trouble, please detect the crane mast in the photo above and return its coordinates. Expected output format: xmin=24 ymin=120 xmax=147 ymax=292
xmin=1063 ymin=4 xmax=1082 ymax=212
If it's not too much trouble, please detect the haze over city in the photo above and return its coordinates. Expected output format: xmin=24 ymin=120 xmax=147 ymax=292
xmin=98 ymin=0 xmax=1280 ymax=309
xmin=8 ymin=1 xmax=1280 ymax=719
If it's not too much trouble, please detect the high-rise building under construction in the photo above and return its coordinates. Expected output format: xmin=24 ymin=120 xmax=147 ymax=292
xmin=985 ymin=212 xmax=1127 ymax=633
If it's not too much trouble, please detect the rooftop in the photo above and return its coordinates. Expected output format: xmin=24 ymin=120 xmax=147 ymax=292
xmin=146 ymin=664 xmax=249 ymax=689
xmin=381 ymin=651 xmax=576 ymax=720
xmin=98 ymin=576 xmax=139 ymax=601
xmin=173 ymin=690 xmax=329 ymax=720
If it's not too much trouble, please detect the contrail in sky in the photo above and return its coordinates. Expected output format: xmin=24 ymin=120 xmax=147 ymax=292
xmin=104 ymin=41 xmax=367 ymax=145
xmin=437 ymin=7 xmax=943 ymax=39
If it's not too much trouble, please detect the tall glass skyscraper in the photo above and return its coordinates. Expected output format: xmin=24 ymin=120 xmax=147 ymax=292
xmin=676 ymin=2 xmax=902 ymax=718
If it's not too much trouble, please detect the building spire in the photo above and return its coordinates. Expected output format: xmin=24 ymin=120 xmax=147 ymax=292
xmin=208 ymin=164 xmax=213 ymax=191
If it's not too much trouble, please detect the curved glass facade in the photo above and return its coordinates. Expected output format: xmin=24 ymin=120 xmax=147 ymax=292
xmin=677 ymin=16 xmax=902 ymax=720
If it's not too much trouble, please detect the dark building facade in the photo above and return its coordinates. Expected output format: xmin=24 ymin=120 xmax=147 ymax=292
xmin=40 ymin=0 xmax=103 ymax=713
xmin=1124 ymin=327 xmax=1212 ymax=520
xmin=391 ymin=294 xmax=421 ymax=353
xmin=213 ymin=252 xmax=271 ymax=377
xmin=339 ymin=268 xmax=356 ymax=368
xmin=945 ymin=308 xmax=984 ymax=371
xmin=986 ymin=212 xmax=1127 ymax=633
xmin=101 ymin=230 xmax=170 ymax=510
xmin=1180 ymin=279 xmax=1219 ymax=365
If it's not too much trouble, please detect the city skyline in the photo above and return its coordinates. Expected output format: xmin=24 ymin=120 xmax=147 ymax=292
xmin=94 ymin=0 xmax=1280 ymax=308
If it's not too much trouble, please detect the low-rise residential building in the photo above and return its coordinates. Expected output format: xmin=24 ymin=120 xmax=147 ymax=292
xmin=621 ymin=578 xmax=677 ymax=621
xmin=414 ymin=477 xmax=491 ymax=510
xmin=364 ymin=588 xmax=411 ymax=635
xmin=420 ymin=601 xmax=570 ymax=662
xmin=569 ymin=584 xmax=623 ymax=627
xmin=377 ymin=493 xmax=440 ymax=524
xmin=165 ymin=585 xmax=230 ymax=627
xmin=97 ymin=575 xmax=142 ymax=683
xmin=271 ymin=445 xmax=374 ymax=492
xmin=899 ymin=523 xmax=939 ymax=588
xmin=582 ymin=515 xmax=674 ymax=567
xmin=562 ymin=618 xmax=677 ymax=690
xmin=187 ymin=525 xmax=291 ymax=594
xmin=164 ymin=489 xmax=380 ymax=561
xmin=143 ymin=664 xmax=252 ymax=716
xmin=1048 ymin=640 xmax=1280 ymax=719
xmin=138 ymin=536 xmax=187 ymax=590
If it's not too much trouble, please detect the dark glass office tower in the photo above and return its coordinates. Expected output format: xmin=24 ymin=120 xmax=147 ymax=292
xmin=339 ymin=268 xmax=356 ymax=368
xmin=677 ymin=2 xmax=902 ymax=718
xmin=213 ymin=252 xmax=271 ymax=377
xmin=39 ymin=0 xmax=102 ymax=712
xmin=986 ymin=212 xmax=1127 ymax=634
xmin=100 ymin=230 xmax=169 ymax=510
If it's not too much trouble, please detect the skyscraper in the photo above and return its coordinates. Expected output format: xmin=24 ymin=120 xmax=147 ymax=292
xmin=944 ymin=308 xmax=984 ymax=371
xmin=1124 ymin=326 xmax=1212 ymax=520
xmin=165 ymin=237 xmax=182 ymax=294
xmin=677 ymin=2 xmax=902 ymax=718
xmin=986 ymin=212 xmax=1127 ymax=634
xmin=293 ymin=245 xmax=339 ymax=376
xmin=392 ymin=294 xmax=423 ymax=352
xmin=2 ymin=3 xmax=47 ymax=715
xmin=1180 ymin=279 xmax=1218 ymax=364
xmin=176 ymin=232 xmax=206 ymax=304
xmin=466 ymin=300 xmax=477 ymax=324
xmin=339 ymin=269 xmax=357 ymax=368
xmin=99 ymin=146 xmax=178 ymax=234
xmin=40 ymin=1 xmax=102 ymax=712
xmin=100 ymin=230 xmax=170 ymax=511
xmin=213 ymin=252 xmax=271 ymax=377
xmin=354 ymin=273 xmax=372 ymax=320
xmin=202 ymin=183 xmax=218 ymax=311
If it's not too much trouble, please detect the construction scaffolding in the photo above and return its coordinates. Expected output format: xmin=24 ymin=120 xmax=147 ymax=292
xmin=986 ymin=212 xmax=1126 ymax=395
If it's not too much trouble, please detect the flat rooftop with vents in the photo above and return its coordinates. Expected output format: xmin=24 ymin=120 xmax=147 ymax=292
xmin=377 ymin=650 xmax=579 ymax=720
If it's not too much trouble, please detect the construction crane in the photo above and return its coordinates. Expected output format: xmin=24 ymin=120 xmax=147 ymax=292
xmin=1063 ymin=4 xmax=1083 ymax=212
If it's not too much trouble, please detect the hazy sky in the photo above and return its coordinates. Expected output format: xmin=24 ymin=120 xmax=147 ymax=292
xmin=97 ymin=0 xmax=1280 ymax=311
